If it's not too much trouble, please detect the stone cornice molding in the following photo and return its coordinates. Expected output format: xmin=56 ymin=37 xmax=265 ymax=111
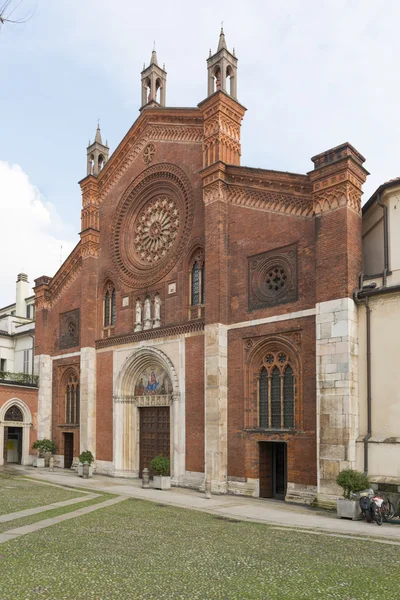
xmin=96 ymin=319 xmax=204 ymax=349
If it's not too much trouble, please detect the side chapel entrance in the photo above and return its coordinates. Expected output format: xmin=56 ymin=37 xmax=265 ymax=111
xmin=63 ymin=432 xmax=74 ymax=469
xmin=259 ymin=441 xmax=287 ymax=499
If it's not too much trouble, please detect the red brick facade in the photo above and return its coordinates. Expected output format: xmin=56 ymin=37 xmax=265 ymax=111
xmin=33 ymin=40 xmax=367 ymax=500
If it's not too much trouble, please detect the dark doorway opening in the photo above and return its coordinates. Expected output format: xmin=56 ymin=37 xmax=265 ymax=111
xmin=259 ymin=441 xmax=287 ymax=499
xmin=63 ymin=432 xmax=74 ymax=469
xmin=4 ymin=426 xmax=22 ymax=464
xmin=139 ymin=406 xmax=170 ymax=477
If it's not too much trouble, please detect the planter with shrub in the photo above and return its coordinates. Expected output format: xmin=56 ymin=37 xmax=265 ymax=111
xmin=151 ymin=455 xmax=171 ymax=490
xmin=32 ymin=439 xmax=56 ymax=468
xmin=77 ymin=450 xmax=95 ymax=477
xmin=336 ymin=469 xmax=370 ymax=520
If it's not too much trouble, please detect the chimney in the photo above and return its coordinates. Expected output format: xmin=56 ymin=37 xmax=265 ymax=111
xmin=16 ymin=273 xmax=29 ymax=317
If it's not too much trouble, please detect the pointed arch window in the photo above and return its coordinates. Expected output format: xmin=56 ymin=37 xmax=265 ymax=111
xmin=191 ymin=262 xmax=201 ymax=306
xmin=104 ymin=283 xmax=116 ymax=327
xmin=5 ymin=405 xmax=23 ymax=422
xmin=65 ymin=374 xmax=80 ymax=425
xmin=258 ymin=352 xmax=295 ymax=430
xmin=190 ymin=250 xmax=205 ymax=307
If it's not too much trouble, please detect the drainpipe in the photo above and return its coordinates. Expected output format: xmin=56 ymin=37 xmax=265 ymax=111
xmin=354 ymin=290 xmax=372 ymax=475
xmin=376 ymin=192 xmax=389 ymax=287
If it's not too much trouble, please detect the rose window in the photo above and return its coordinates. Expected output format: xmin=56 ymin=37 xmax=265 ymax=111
xmin=135 ymin=196 xmax=180 ymax=264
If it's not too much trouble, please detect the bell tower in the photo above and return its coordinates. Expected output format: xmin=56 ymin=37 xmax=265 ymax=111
xmin=141 ymin=46 xmax=167 ymax=108
xmin=207 ymin=27 xmax=238 ymax=98
xmin=199 ymin=28 xmax=245 ymax=168
xmin=86 ymin=124 xmax=109 ymax=177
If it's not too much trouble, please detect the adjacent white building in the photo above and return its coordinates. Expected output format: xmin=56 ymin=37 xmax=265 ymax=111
xmin=0 ymin=273 xmax=35 ymax=380
xmin=357 ymin=179 xmax=400 ymax=486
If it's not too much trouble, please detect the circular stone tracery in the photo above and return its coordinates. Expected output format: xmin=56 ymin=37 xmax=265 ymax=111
xmin=111 ymin=164 xmax=194 ymax=288
xmin=135 ymin=196 xmax=180 ymax=264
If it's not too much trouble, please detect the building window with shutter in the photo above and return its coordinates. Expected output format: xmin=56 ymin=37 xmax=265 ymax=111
xmin=23 ymin=350 xmax=29 ymax=374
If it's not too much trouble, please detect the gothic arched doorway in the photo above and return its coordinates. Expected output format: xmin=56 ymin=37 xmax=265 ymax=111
xmin=114 ymin=347 xmax=183 ymax=482
xmin=0 ymin=399 xmax=33 ymax=466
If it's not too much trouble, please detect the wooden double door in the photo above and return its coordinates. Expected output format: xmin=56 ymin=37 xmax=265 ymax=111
xmin=139 ymin=406 xmax=170 ymax=477
xmin=259 ymin=442 xmax=287 ymax=499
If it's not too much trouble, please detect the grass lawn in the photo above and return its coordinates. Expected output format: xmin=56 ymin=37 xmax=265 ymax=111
xmin=0 ymin=472 xmax=86 ymax=515
xmin=1 ymin=498 xmax=400 ymax=599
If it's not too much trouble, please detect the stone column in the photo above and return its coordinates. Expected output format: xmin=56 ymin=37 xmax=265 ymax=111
xmin=316 ymin=298 xmax=359 ymax=501
xmin=204 ymin=323 xmax=228 ymax=493
xmin=171 ymin=392 xmax=185 ymax=485
xmin=36 ymin=354 xmax=52 ymax=439
xmin=80 ymin=348 xmax=96 ymax=454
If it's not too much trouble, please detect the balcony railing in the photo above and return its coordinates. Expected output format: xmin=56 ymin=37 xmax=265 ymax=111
xmin=0 ymin=371 xmax=39 ymax=387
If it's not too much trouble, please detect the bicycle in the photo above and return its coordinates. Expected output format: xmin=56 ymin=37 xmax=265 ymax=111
xmin=380 ymin=496 xmax=395 ymax=523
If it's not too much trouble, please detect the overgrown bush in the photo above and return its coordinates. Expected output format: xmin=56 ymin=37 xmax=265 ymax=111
xmin=32 ymin=439 xmax=56 ymax=457
xmin=79 ymin=450 xmax=94 ymax=465
xmin=151 ymin=455 xmax=170 ymax=476
xmin=336 ymin=469 xmax=370 ymax=499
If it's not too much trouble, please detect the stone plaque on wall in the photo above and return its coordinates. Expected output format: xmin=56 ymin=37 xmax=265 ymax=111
xmin=248 ymin=243 xmax=298 ymax=311
xmin=59 ymin=309 xmax=80 ymax=350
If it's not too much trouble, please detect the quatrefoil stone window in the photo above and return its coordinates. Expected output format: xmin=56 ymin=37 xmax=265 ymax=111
xmin=143 ymin=143 xmax=156 ymax=164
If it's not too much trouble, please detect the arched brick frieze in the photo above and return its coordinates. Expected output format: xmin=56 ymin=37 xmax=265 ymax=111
xmin=244 ymin=335 xmax=303 ymax=431
xmin=111 ymin=163 xmax=195 ymax=288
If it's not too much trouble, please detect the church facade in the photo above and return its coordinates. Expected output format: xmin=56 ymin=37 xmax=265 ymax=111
xmin=34 ymin=30 xmax=368 ymax=503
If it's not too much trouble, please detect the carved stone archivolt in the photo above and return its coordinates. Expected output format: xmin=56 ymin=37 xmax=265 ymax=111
xmin=248 ymin=244 xmax=298 ymax=310
xmin=111 ymin=163 xmax=194 ymax=287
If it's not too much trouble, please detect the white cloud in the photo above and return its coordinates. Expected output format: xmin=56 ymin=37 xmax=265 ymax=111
xmin=0 ymin=161 xmax=77 ymax=306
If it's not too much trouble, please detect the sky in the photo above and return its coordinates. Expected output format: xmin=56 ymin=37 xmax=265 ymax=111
xmin=1 ymin=0 xmax=400 ymax=305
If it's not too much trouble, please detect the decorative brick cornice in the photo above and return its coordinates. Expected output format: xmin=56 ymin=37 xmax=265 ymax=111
xmin=96 ymin=320 xmax=204 ymax=349
xmin=313 ymin=181 xmax=362 ymax=214
xmin=34 ymin=243 xmax=82 ymax=310
xmin=97 ymin=111 xmax=203 ymax=204
xmin=227 ymin=185 xmax=313 ymax=217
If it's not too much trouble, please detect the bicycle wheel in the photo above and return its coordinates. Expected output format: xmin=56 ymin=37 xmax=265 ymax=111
xmin=382 ymin=499 xmax=395 ymax=522
xmin=375 ymin=508 xmax=383 ymax=526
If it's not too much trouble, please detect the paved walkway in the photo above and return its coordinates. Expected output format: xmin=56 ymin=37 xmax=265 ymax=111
xmin=0 ymin=496 xmax=126 ymax=545
xmin=10 ymin=465 xmax=400 ymax=544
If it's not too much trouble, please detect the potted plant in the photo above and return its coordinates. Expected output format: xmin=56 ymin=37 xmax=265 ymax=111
xmin=151 ymin=455 xmax=171 ymax=490
xmin=336 ymin=469 xmax=370 ymax=520
xmin=78 ymin=450 xmax=94 ymax=477
xmin=32 ymin=439 xmax=56 ymax=468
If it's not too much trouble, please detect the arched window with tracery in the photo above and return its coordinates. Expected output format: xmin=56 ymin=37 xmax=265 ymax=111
xmin=65 ymin=374 xmax=80 ymax=425
xmin=188 ymin=248 xmax=205 ymax=320
xmin=258 ymin=351 xmax=295 ymax=430
xmin=104 ymin=282 xmax=116 ymax=327
xmin=5 ymin=405 xmax=23 ymax=422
